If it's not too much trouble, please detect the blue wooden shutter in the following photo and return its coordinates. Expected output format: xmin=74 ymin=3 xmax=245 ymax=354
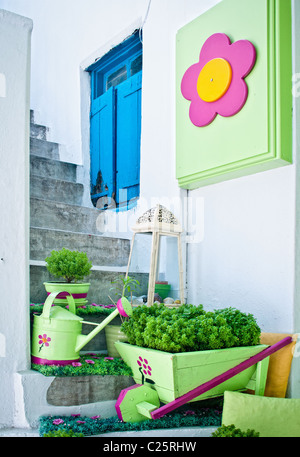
xmin=90 ymin=87 xmax=115 ymax=204
xmin=116 ymin=71 xmax=142 ymax=206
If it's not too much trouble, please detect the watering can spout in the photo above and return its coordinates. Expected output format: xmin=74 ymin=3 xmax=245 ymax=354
xmin=75 ymin=297 xmax=132 ymax=352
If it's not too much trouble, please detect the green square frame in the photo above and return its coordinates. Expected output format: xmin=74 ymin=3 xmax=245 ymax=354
xmin=176 ymin=0 xmax=292 ymax=189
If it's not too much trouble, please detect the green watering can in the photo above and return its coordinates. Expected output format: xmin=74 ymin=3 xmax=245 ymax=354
xmin=31 ymin=291 xmax=132 ymax=365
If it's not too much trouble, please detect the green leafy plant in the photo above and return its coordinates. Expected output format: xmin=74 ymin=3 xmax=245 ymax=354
xmin=212 ymin=424 xmax=260 ymax=437
xmin=43 ymin=428 xmax=84 ymax=437
xmin=110 ymin=274 xmax=140 ymax=301
xmin=45 ymin=248 xmax=92 ymax=283
xmin=121 ymin=304 xmax=261 ymax=353
xmin=214 ymin=307 xmax=261 ymax=347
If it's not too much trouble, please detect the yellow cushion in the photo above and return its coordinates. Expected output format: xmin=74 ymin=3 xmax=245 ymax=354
xmin=259 ymin=333 xmax=297 ymax=397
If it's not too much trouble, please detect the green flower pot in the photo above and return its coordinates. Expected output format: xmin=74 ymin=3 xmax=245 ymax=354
xmin=105 ymin=325 xmax=128 ymax=358
xmin=154 ymin=282 xmax=171 ymax=300
xmin=44 ymin=282 xmax=90 ymax=307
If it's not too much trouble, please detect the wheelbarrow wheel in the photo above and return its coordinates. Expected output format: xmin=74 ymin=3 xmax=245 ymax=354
xmin=115 ymin=384 xmax=160 ymax=423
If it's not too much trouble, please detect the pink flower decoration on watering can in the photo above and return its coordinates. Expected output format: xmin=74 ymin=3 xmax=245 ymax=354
xmin=181 ymin=33 xmax=256 ymax=127
xmin=38 ymin=333 xmax=51 ymax=351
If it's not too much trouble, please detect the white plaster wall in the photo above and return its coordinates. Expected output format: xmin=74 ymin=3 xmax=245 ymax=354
xmin=186 ymin=167 xmax=295 ymax=333
xmin=0 ymin=0 xmax=150 ymax=165
xmin=0 ymin=9 xmax=32 ymax=428
xmin=138 ymin=0 xmax=221 ymax=297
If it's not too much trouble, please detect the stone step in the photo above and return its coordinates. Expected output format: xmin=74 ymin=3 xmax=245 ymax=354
xmin=30 ymin=175 xmax=84 ymax=205
xmin=30 ymin=122 xmax=48 ymax=140
xmin=16 ymin=369 xmax=123 ymax=428
xmin=30 ymin=197 xmax=101 ymax=234
xmin=30 ymin=155 xmax=77 ymax=182
xmin=46 ymin=375 xmax=134 ymax=406
xmin=30 ymin=227 xmax=130 ymax=266
xmin=30 ymin=264 xmax=148 ymax=304
xmin=30 ymin=137 xmax=60 ymax=160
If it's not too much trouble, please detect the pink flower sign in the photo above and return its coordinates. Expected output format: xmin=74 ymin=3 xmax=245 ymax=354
xmin=181 ymin=33 xmax=256 ymax=127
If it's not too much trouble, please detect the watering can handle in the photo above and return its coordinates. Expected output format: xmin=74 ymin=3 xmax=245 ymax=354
xmin=42 ymin=291 xmax=76 ymax=318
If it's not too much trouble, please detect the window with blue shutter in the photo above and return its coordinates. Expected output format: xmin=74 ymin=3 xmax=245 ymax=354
xmin=87 ymin=31 xmax=142 ymax=211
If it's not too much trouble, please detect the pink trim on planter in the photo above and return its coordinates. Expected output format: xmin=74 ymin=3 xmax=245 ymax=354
xmin=115 ymin=384 xmax=143 ymax=421
xmin=31 ymin=355 xmax=80 ymax=366
xmin=47 ymin=292 xmax=87 ymax=299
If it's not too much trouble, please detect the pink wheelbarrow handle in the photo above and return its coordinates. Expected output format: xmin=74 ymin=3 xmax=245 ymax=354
xmin=151 ymin=336 xmax=293 ymax=420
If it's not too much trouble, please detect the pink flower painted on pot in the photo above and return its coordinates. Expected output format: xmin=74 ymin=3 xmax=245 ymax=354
xmin=38 ymin=333 xmax=51 ymax=352
xmin=181 ymin=33 xmax=256 ymax=127
xmin=72 ymin=361 xmax=82 ymax=367
xmin=85 ymin=359 xmax=95 ymax=364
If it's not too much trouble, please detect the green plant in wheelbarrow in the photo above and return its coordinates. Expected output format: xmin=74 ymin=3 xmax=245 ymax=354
xmin=44 ymin=247 xmax=92 ymax=307
xmin=114 ymin=304 xmax=271 ymax=422
xmin=115 ymin=303 xmax=292 ymax=424
xmin=105 ymin=275 xmax=141 ymax=358
xmin=120 ymin=303 xmax=261 ymax=353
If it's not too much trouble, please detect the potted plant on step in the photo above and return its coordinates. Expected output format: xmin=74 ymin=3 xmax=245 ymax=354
xmin=44 ymin=247 xmax=92 ymax=307
xmin=105 ymin=274 xmax=140 ymax=357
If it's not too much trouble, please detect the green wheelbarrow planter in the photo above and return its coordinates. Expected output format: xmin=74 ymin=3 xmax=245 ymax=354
xmin=31 ymin=293 xmax=132 ymax=365
xmin=115 ymin=337 xmax=293 ymax=423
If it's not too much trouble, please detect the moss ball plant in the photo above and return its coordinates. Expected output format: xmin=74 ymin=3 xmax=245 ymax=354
xmin=45 ymin=247 xmax=92 ymax=283
xmin=121 ymin=304 xmax=261 ymax=353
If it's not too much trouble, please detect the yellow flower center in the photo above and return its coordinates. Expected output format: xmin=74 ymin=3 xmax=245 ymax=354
xmin=197 ymin=58 xmax=232 ymax=102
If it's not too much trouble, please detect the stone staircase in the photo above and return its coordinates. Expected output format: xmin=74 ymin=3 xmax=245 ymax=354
xmin=29 ymin=111 xmax=147 ymax=305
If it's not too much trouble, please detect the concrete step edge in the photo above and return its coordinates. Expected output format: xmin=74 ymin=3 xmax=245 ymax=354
xmin=30 ymin=175 xmax=84 ymax=205
xmin=30 ymin=155 xmax=78 ymax=183
xmin=30 ymin=174 xmax=83 ymax=188
xmin=30 ymin=138 xmax=60 ymax=160
xmin=30 ymin=259 xmax=128 ymax=273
